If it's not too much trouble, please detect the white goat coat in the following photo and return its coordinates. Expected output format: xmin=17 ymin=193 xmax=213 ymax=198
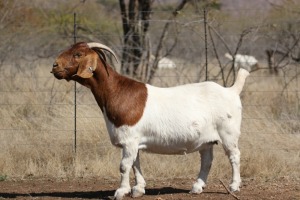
xmin=104 ymin=81 xmax=242 ymax=155
xmin=225 ymin=53 xmax=258 ymax=71
xmin=158 ymin=57 xmax=176 ymax=69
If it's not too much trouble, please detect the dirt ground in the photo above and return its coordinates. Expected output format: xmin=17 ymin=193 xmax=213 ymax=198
xmin=0 ymin=177 xmax=299 ymax=200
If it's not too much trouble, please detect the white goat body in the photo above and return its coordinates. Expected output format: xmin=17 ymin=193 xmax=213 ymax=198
xmin=52 ymin=42 xmax=250 ymax=200
xmin=157 ymin=57 xmax=176 ymax=69
xmin=225 ymin=52 xmax=258 ymax=71
xmin=106 ymin=81 xmax=243 ymax=155
xmin=150 ymin=55 xmax=176 ymax=69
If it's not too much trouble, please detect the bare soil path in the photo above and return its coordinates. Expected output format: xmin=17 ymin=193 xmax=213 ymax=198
xmin=0 ymin=178 xmax=299 ymax=200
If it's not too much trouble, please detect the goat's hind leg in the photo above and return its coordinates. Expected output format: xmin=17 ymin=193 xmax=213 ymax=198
xmin=223 ymin=140 xmax=241 ymax=192
xmin=191 ymin=143 xmax=214 ymax=194
xmin=131 ymin=151 xmax=146 ymax=198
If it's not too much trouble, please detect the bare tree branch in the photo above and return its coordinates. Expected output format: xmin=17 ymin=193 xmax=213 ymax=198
xmin=147 ymin=0 xmax=188 ymax=83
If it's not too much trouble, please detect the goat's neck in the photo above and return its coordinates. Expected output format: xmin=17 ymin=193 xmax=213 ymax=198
xmin=87 ymin=65 xmax=117 ymax=111
xmin=85 ymin=63 xmax=148 ymax=127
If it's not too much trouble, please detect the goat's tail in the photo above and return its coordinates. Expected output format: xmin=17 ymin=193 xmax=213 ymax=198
xmin=225 ymin=53 xmax=233 ymax=60
xmin=230 ymin=68 xmax=250 ymax=95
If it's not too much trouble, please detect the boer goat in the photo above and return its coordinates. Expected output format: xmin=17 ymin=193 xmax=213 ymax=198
xmin=51 ymin=42 xmax=249 ymax=200
xmin=150 ymin=55 xmax=176 ymax=69
xmin=225 ymin=52 xmax=258 ymax=72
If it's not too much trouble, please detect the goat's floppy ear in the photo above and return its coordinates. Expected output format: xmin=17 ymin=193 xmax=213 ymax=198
xmin=75 ymin=53 xmax=98 ymax=79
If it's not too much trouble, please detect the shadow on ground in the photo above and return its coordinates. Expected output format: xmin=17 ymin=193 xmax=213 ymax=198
xmin=0 ymin=187 xmax=204 ymax=199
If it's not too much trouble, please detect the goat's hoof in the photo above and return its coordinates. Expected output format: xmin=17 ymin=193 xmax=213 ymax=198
xmin=131 ymin=186 xmax=145 ymax=198
xmin=114 ymin=187 xmax=131 ymax=200
xmin=229 ymin=182 xmax=240 ymax=192
xmin=190 ymin=183 xmax=204 ymax=194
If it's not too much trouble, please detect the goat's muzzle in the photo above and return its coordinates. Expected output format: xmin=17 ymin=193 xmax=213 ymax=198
xmin=51 ymin=62 xmax=65 ymax=79
xmin=51 ymin=62 xmax=59 ymax=74
xmin=52 ymin=62 xmax=59 ymax=68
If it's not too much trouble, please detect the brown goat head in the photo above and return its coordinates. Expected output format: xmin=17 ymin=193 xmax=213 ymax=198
xmin=51 ymin=42 xmax=118 ymax=81
xmin=51 ymin=42 xmax=96 ymax=80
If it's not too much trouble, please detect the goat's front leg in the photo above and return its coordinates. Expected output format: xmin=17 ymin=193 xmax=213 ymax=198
xmin=114 ymin=144 xmax=138 ymax=200
xmin=191 ymin=144 xmax=213 ymax=194
xmin=131 ymin=151 xmax=146 ymax=198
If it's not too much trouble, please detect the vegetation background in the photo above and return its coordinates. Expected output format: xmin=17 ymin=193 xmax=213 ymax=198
xmin=0 ymin=0 xmax=299 ymax=187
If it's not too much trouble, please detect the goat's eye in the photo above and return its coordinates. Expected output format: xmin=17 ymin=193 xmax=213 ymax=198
xmin=73 ymin=53 xmax=82 ymax=58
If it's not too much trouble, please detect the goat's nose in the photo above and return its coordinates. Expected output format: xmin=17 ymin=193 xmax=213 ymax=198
xmin=53 ymin=62 xmax=59 ymax=68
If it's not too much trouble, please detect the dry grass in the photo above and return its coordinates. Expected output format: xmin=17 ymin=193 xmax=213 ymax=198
xmin=0 ymin=60 xmax=299 ymax=184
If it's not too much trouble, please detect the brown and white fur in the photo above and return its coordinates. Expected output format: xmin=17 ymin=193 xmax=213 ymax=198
xmin=51 ymin=42 xmax=250 ymax=200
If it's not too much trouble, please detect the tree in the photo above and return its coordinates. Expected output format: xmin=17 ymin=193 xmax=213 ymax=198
xmin=119 ymin=0 xmax=153 ymax=78
xmin=118 ymin=0 xmax=221 ymax=82
xmin=265 ymin=1 xmax=300 ymax=74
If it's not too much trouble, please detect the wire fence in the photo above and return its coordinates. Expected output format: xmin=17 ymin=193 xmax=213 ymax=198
xmin=0 ymin=6 xmax=299 ymax=157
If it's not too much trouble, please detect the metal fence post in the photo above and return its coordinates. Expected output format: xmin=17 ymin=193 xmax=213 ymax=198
xmin=73 ymin=12 xmax=77 ymax=153
xmin=203 ymin=8 xmax=208 ymax=81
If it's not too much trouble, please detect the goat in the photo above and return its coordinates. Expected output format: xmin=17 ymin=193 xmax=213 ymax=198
xmin=150 ymin=55 xmax=176 ymax=69
xmin=225 ymin=52 xmax=258 ymax=72
xmin=51 ymin=42 xmax=250 ymax=200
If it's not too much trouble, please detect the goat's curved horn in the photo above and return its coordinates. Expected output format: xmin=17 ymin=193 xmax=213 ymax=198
xmin=87 ymin=42 xmax=119 ymax=63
